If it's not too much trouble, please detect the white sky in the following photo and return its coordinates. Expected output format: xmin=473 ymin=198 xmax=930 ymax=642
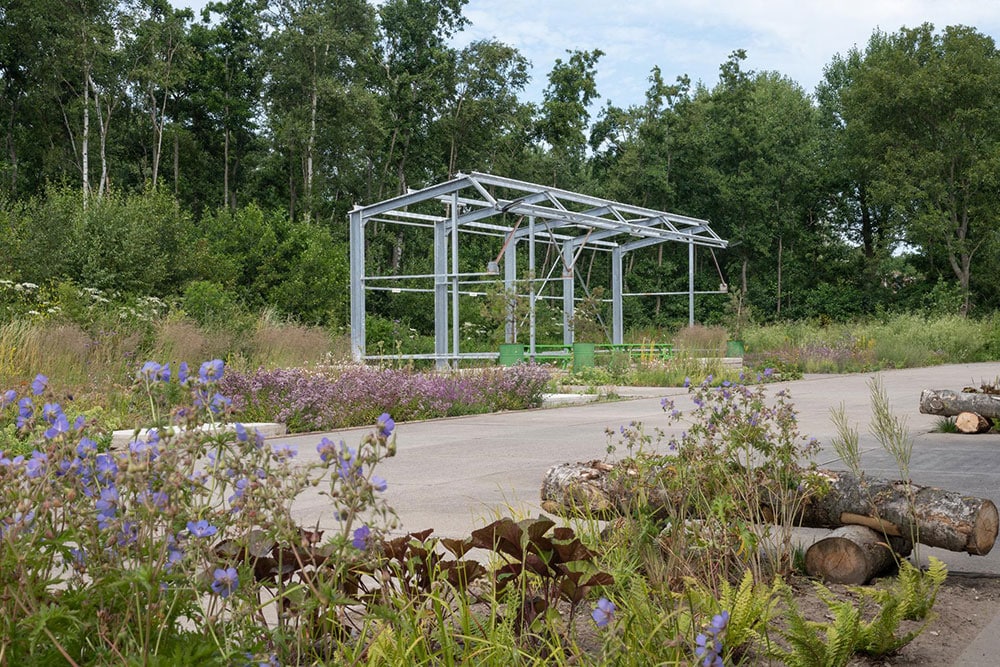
xmin=178 ymin=0 xmax=1000 ymax=108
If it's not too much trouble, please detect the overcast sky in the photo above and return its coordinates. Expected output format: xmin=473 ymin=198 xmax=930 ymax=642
xmin=178 ymin=0 xmax=1000 ymax=108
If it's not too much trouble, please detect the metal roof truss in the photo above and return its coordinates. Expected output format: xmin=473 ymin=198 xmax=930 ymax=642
xmin=349 ymin=172 xmax=728 ymax=367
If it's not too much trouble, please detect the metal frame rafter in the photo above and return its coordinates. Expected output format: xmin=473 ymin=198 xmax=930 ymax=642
xmin=349 ymin=172 xmax=728 ymax=367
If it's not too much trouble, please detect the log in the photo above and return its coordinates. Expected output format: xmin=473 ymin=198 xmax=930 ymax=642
xmin=805 ymin=525 xmax=909 ymax=585
xmin=955 ymin=411 xmax=993 ymax=434
xmin=799 ymin=469 xmax=998 ymax=555
xmin=919 ymin=389 xmax=1000 ymax=418
xmin=540 ymin=462 xmax=999 ymax=555
xmin=539 ymin=460 xmax=617 ymax=517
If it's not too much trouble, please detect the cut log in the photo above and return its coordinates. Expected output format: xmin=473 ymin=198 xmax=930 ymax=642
xmin=799 ymin=469 xmax=998 ymax=555
xmin=539 ymin=460 xmax=617 ymax=517
xmin=955 ymin=411 xmax=993 ymax=434
xmin=919 ymin=389 xmax=1000 ymax=419
xmin=540 ymin=462 xmax=999 ymax=555
xmin=805 ymin=525 xmax=910 ymax=585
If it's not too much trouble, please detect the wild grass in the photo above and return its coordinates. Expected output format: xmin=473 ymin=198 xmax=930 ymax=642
xmin=742 ymin=312 xmax=1000 ymax=374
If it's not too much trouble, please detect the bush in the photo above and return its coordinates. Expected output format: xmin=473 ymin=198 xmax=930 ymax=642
xmin=220 ymin=364 xmax=552 ymax=433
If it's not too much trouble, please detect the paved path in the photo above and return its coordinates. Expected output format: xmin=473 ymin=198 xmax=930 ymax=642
xmin=271 ymin=362 xmax=1000 ymax=665
xmin=274 ymin=362 xmax=1000 ymax=568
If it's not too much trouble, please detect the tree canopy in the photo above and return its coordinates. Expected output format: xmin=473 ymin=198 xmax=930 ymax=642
xmin=2 ymin=4 xmax=998 ymax=327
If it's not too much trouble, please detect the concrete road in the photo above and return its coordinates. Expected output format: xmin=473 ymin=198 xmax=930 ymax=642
xmin=273 ymin=361 xmax=1000 ymax=576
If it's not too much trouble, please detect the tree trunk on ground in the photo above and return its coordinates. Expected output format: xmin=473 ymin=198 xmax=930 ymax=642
xmin=540 ymin=462 xmax=999 ymax=555
xmin=919 ymin=389 xmax=1000 ymax=418
xmin=805 ymin=525 xmax=910 ymax=585
xmin=955 ymin=411 xmax=993 ymax=434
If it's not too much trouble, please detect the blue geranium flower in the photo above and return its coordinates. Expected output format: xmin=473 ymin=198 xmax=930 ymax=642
xmin=591 ymin=597 xmax=616 ymax=628
xmin=187 ymin=519 xmax=218 ymax=538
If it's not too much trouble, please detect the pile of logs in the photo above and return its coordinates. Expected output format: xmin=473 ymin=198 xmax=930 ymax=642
xmin=541 ymin=461 xmax=998 ymax=585
xmin=919 ymin=387 xmax=1000 ymax=434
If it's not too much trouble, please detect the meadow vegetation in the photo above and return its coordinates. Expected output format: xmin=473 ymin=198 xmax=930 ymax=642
xmin=0 ymin=356 xmax=948 ymax=665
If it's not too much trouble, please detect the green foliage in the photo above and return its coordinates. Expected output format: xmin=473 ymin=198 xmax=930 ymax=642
xmin=771 ymin=559 xmax=947 ymax=665
xmin=180 ymin=280 xmax=243 ymax=329
xmin=606 ymin=379 xmax=819 ymax=584
xmin=933 ymin=416 xmax=959 ymax=433
xmin=680 ymin=570 xmax=781 ymax=656
xmin=771 ymin=581 xmax=861 ymax=667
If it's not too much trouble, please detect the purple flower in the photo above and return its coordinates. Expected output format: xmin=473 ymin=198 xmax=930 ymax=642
xmin=591 ymin=597 xmax=616 ymax=628
xmin=683 ymin=376 xmax=691 ymax=388
xmin=228 ymin=477 xmax=249 ymax=504
xmin=178 ymin=362 xmax=190 ymax=385
xmin=709 ymin=610 xmax=729 ymax=634
xmin=211 ymin=566 xmax=239 ymax=598
xmin=18 ymin=396 xmax=32 ymax=418
xmin=317 ymin=437 xmax=338 ymax=462
xmin=209 ymin=393 xmax=232 ymax=414
xmin=234 ymin=422 xmax=248 ymax=442
xmin=129 ymin=434 xmax=160 ymax=459
xmin=25 ymin=450 xmax=47 ymax=478
xmin=31 ymin=374 xmax=47 ymax=395
xmin=187 ymin=519 xmax=218 ymax=538
xmin=117 ymin=521 xmax=138 ymax=547
xmin=695 ymin=610 xmax=729 ymax=667
xmin=94 ymin=453 xmax=118 ymax=483
xmin=139 ymin=490 xmax=169 ymax=509
xmin=336 ymin=444 xmax=358 ymax=480
xmin=199 ymin=359 xmax=225 ymax=383
xmin=69 ymin=547 xmax=86 ymax=568
xmin=139 ymin=361 xmax=170 ymax=383
xmin=763 ymin=367 xmax=774 ymax=378
xmin=1 ymin=389 xmax=15 ymax=409
xmin=270 ymin=443 xmax=297 ymax=460
xmin=96 ymin=486 xmax=119 ymax=521
xmin=40 ymin=410 xmax=66 ymax=439
xmin=352 ymin=525 xmax=371 ymax=550
xmin=377 ymin=412 xmax=395 ymax=437
xmin=371 ymin=475 xmax=387 ymax=492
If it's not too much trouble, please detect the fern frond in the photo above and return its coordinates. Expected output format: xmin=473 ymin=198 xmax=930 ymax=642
xmin=899 ymin=557 xmax=947 ymax=621
xmin=825 ymin=599 xmax=861 ymax=666
xmin=771 ymin=580 xmax=863 ymax=667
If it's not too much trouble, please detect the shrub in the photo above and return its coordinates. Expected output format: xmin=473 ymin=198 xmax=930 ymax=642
xmin=220 ymin=364 xmax=552 ymax=433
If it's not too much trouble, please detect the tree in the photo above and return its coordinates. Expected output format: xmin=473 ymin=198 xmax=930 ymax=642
xmin=132 ymin=0 xmax=194 ymax=190
xmin=185 ymin=0 xmax=267 ymax=211
xmin=437 ymin=39 xmax=530 ymax=177
xmin=266 ymin=0 xmax=379 ymax=221
xmin=671 ymin=51 xmax=824 ymax=319
xmin=843 ymin=24 xmax=1000 ymax=315
xmin=374 ymin=0 xmax=468 ymax=197
xmin=535 ymin=48 xmax=603 ymax=187
xmin=0 ymin=0 xmax=63 ymax=196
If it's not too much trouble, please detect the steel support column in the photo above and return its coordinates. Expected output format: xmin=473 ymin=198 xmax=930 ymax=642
xmin=434 ymin=216 xmax=449 ymax=370
xmin=349 ymin=208 xmax=366 ymax=361
xmin=528 ymin=217 xmax=537 ymax=357
xmin=450 ymin=195 xmax=460 ymax=368
xmin=504 ymin=239 xmax=517 ymax=343
xmin=688 ymin=241 xmax=695 ymax=327
xmin=612 ymin=246 xmax=624 ymax=344
xmin=562 ymin=243 xmax=575 ymax=346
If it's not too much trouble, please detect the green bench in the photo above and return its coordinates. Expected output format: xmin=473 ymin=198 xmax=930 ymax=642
xmin=498 ymin=342 xmax=674 ymax=371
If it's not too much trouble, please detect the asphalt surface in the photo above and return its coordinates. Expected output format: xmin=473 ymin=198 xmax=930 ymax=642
xmin=271 ymin=362 xmax=1000 ymax=665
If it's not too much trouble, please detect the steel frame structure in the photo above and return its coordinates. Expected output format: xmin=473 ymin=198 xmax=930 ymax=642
xmin=349 ymin=172 xmax=728 ymax=368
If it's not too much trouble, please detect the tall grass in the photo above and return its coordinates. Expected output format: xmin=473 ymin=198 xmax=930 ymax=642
xmin=742 ymin=313 xmax=1000 ymax=373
